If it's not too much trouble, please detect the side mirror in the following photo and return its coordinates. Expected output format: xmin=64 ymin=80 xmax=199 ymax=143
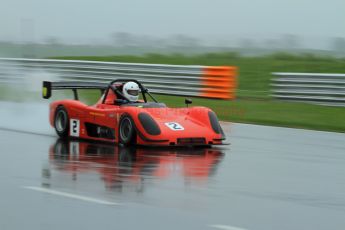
xmin=185 ymin=98 xmax=192 ymax=107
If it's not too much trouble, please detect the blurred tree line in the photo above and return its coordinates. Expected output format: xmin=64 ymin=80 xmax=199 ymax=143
xmin=1 ymin=32 xmax=345 ymax=58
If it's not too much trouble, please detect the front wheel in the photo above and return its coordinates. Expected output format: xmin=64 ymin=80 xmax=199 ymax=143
xmin=119 ymin=115 xmax=136 ymax=145
xmin=54 ymin=106 xmax=69 ymax=138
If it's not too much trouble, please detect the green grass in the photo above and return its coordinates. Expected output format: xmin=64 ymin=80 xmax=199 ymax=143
xmin=2 ymin=85 xmax=342 ymax=133
xmin=3 ymin=52 xmax=338 ymax=133
xmin=152 ymin=94 xmax=345 ymax=133
xmin=50 ymin=53 xmax=345 ymax=133
xmin=69 ymin=91 xmax=344 ymax=133
xmin=52 ymin=53 xmax=345 ymax=99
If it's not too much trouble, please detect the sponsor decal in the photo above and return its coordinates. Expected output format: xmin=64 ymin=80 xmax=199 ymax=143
xmin=89 ymin=112 xmax=105 ymax=117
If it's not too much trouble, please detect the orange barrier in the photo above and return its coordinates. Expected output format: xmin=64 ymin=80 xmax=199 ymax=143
xmin=201 ymin=66 xmax=237 ymax=99
xmin=0 ymin=58 xmax=238 ymax=100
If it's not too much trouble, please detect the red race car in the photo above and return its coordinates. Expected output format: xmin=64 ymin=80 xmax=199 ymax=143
xmin=42 ymin=79 xmax=226 ymax=146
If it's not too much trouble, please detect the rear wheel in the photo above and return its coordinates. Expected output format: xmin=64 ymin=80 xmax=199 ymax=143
xmin=119 ymin=115 xmax=136 ymax=145
xmin=54 ymin=106 xmax=69 ymax=138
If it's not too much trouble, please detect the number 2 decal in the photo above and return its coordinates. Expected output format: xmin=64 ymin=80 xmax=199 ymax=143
xmin=165 ymin=122 xmax=184 ymax=131
xmin=70 ymin=119 xmax=80 ymax=137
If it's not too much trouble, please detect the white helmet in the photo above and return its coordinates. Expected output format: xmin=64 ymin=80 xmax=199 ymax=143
xmin=123 ymin=81 xmax=139 ymax=102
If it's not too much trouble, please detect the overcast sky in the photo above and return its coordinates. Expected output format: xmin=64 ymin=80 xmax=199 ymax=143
xmin=0 ymin=0 xmax=344 ymax=48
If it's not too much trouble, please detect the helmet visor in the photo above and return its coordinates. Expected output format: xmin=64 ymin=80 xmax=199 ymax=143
xmin=127 ymin=89 xmax=139 ymax=96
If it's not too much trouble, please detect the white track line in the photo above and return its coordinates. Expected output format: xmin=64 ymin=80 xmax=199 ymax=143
xmin=24 ymin=186 xmax=120 ymax=205
xmin=210 ymin=224 xmax=248 ymax=230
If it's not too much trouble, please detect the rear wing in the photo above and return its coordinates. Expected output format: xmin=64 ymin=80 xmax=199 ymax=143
xmin=42 ymin=81 xmax=108 ymax=100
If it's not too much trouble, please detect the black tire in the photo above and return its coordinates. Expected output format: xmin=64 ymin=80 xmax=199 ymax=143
xmin=54 ymin=106 xmax=69 ymax=138
xmin=119 ymin=115 xmax=136 ymax=145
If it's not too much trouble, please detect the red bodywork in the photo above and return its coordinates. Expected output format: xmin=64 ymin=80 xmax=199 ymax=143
xmin=48 ymin=88 xmax=225 ymax=146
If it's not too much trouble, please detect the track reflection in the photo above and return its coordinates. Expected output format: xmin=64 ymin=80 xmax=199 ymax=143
xmin=42 ymin=139 xmax=225 ymax=195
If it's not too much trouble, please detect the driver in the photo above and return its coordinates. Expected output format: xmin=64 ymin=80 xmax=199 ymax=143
xmin=122 ymin=81 xmax=139 ymax=102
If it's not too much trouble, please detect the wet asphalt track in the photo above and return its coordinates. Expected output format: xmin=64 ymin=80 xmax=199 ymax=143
xmin=1 ymin=108 xmax=345 ymax=230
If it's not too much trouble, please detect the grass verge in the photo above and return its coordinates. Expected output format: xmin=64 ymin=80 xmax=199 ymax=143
xmin=75 ymin=91 xmax=344 ymax=133
xmin=152 ymin=94 xmax=345 ymax=133
xmin=1 ymin=53 xmax=341 ymax=132
xmin=50 ymin=53 xmax=345 ymax=133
